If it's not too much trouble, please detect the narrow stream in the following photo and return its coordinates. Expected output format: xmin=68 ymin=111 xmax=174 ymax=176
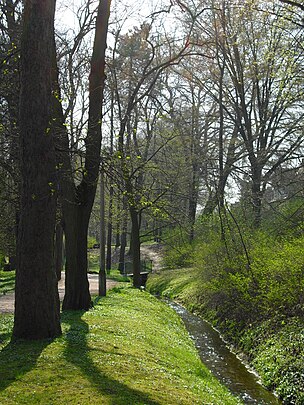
xmin=168 ymin=301 xmax=281 ymax=404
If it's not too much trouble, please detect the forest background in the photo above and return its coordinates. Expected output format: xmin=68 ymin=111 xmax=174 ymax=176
xmin=0 ymin=0 xmax=303 ymax=401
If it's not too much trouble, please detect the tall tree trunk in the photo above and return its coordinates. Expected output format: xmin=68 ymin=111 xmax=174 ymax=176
xmin=13 ymin=0 xmax=61 ymax=340
xmin=63 ymin=203 xmax=92 ymax=309
xmin=55 ymin=221 xmax=64 ymax=281
xmin=4 ymin=1 xmax=21 ymax=270
xmin=99 ymin=171 xmax=106 ymax=296
xmin=63 ymin=0 xmax=110 ymax=310
xmin=118 ymin=196 xmax=128 ymax=273
xmin=115 ymin=224 xmax=121 ymax=248
xmin=129 ymin=206 xmax=141 ymax=288
xmin=106 ymin=88 xmax=115 ymax=272
xmin=188 ymin=164 xmax=199 ymax=242
xmin=118 ymin=230 xmax=127 ymax=273
xmin=106 ymin=185 xmax=113 ymax=272
xmin=251 ymin=166 xmax=263 ymax=228
xmin=50 ymin=0 xmax=111 ymax=310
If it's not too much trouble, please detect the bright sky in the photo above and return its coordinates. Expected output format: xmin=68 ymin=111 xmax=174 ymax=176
xmin=55 ymin=0 xmax=170 ymax=34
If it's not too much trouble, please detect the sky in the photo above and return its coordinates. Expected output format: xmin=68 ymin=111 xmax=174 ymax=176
xmin=55 ymin=0 xmax=169 ymax=34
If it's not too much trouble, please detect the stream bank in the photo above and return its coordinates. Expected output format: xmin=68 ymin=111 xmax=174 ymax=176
xmin=147 ymin=267 xmax=304 ymax=404
xmin=168 ymin=300 xmax=281 ymax=404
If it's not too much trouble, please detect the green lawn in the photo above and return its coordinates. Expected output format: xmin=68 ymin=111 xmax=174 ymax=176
xmin=0 ymin=286 xmax=241 ymax=404
xmin=0 ymin=270 xmax=15 ymax=295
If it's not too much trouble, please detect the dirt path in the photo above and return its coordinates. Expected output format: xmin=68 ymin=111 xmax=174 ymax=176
xmin=110 ymin=244 xmax=164 ymax=272
xmin=0 ymin=244 xmax=164 ymax=314
xmin=140 ymin=244 xmax=164 ymax=272
xmin=0 ymin=273 xmax=118 ymax=314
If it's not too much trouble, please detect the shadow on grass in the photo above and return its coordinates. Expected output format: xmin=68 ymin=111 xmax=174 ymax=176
xmin=0 ymin=275 xmax=15 ymax=294
xmin=0 ymin=338 xmax=51 ymax=392
xmin=62 ymin=310 xmax=160 ymax=405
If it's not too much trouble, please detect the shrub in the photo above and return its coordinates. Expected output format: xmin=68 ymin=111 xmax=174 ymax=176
xmin=192 ymin=225 xmax=304 ymax=334
xmin=162 ymin=228 xmax=194 ymax=268
xmin=87 ymin=236 xmax=98 ymax=249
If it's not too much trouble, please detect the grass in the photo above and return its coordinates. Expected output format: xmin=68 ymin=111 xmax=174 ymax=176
xmin=146 ymin=268 xmax=203 ymax=312
xmin=88 ymin=250 xmax=152 ymax=282
xmin=87 ymin=250 xmax=130 ymax=282
xmin=0 ymin=270 xmax=15 ymax=295
xmin=87 ymin=250 xmax=101 ymax=273
xmin=0 ymin=286 xmax=240 ymax=404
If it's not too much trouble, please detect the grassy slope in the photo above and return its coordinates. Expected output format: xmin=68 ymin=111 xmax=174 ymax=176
xmin=146 ymin=268 xmax=304 ymax=405
xmin=0 ymin=286 xmax=240 ymax=405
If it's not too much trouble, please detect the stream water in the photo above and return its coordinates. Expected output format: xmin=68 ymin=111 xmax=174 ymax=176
xmin=168 ymin=301 xmax=282 ymax=404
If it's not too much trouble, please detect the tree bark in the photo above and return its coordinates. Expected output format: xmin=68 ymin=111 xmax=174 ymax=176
xmin=118 ymin=196 xmax=128 ymax=273
xmin=251 ymin=166 xmax=263 ymax=228
xmin=55 ymin=222 xmax=64 ymax=281
xmin=106 ymin=185 xmax=114 ymax=272
xmin=13 ymin=0 xmax=61 ymax=340
xmin=50 ymin=0 xmax=111 ymax=310
xmin=62 ymin=202 xmax=92 ymax=309
xmin=188 ymin=164 xmax=199 ymax=242
xmin=129 ymin=206 xmax=141 ymax=288
xmin=99 ymin=171 xmax=106 ymax=296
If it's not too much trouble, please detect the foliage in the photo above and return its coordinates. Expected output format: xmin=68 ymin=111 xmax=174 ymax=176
xmin=261 ymin=198 xmax=304 ymax=238
xmin=87 ymin=236 xmax=98 ymax=250
xmin=106 ymin=270 xmax=130 ymax=282
xmin=0 ymin=254 xmax=5 ymax=269
xmin=151 ymin=196 xmax=304 ymax=404
xmin=241 ymin=317 xmax=304 ymax=405
xmin=87 ymin=249 xmax=100 ymax=273
xmin=162 ymin=229 xmax=194 ymax=268
xmin=0 ymin=287 xmax=240 ymax=404
xmin=87 ymin=250 xmax=130 ymax=281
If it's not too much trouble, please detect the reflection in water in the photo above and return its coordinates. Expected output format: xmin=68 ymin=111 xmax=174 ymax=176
xmin=169 ymin=301 xmax=281 ymax=405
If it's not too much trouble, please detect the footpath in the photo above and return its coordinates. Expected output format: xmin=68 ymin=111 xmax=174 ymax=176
xmin=0 ymin=244 xmax=164 ymax=314
xmin=0 ymin=273 xmax=118 ymax=314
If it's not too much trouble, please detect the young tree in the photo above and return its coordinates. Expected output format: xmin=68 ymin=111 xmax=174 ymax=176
xmin=13 ymin=0 xmax=61 ymax=339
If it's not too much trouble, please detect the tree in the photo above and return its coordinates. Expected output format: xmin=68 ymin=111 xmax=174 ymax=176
xmin=54 ymin=0 xmax=111 ymax=310
xmin=13 ymin=0 xmax=61 ymax=339
xmin=105 ymin=18 xmax=194 ymax=286
xmin=185 ymin=0 xmax=303 ymax=226
xmin=0 ymin=0 xmax=22 ymax=268
xmin=219 ymin=1 xmax=303 ymax=226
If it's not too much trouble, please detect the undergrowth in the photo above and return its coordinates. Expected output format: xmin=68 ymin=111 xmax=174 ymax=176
xmin=147 ymin=200 xmax=304 ymax=404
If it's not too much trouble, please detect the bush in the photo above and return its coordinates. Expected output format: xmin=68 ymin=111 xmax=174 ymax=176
xmin=163 ymin=243 xmax=193 ymax=268
xmin=0 ymin=253 xmax=5 ymax=270
xmin=188 ymin=213 xmax=304 ymax=339
xmin=249 ymin=318 xmax=304 ymax=405
xmin=87 ymin=236 xmax=98 ymax=249
xmin=251 ymin=235 xmax=304 ymax=317
xmin=162 ymin=228 xmax=194 ymax=268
